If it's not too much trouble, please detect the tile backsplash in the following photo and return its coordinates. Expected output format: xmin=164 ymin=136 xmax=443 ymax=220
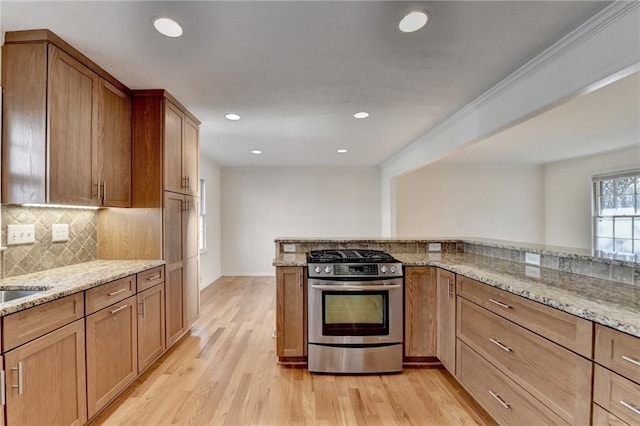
xmin=1 ymin=205 xmax=97 ymax=277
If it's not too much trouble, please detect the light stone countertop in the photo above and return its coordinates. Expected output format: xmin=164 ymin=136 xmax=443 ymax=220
xmin=273 ymin=251 xmax=640 ymax=339
xmin=0 ymin=259 xmax=165 ymax=316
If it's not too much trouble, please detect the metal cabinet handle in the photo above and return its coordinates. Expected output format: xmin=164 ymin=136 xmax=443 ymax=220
xmin=622 ymin=355 xmax=640 ymax=368
xmin=110 ymin=304 xmax=128 ymax=314
xmin=146 ymin=274 xmax=162 ymax=281
xmin=108 ymin=288 xmax=128 ymax=297
xmin=1 ymin=370 xmax=5 ymax=405
xmin=489 ymin=338 xmax=512 ymax=352
xmin=139 ymin=300 xmax=146 ymax=318
xmin=11 ymin=362 xmax=23 ymax=395
xmin=447 ymin=278 xmax=453 ymax=298
xmin=103 ymin=181 xmax=107 ymax=202
xmin=489 ymin=390 xmax=510 ymax=409
xmin=186 ymin=176 xmax=190 ymax=189
xmin=620 ymin=400 xmax=640 ymax=415
xmin=489 ymin=299 xmax=512 ymax=309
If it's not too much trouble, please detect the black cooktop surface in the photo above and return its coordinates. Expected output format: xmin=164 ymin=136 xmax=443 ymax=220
xmin=307 ymin=249 xmax=397 ymax=264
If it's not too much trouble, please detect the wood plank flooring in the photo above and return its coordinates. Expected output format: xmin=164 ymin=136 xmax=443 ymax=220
xmin=90 ymin=276 xmax=494 ymax=425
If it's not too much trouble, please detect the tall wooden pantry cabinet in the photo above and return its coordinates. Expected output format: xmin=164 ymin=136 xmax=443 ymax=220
xmin=98 ymin=90 xmax=201 ymax=341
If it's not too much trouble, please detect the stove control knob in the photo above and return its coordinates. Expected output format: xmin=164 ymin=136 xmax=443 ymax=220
xmin=390 ymin=265 xmax=397 ymax=274
xmin=314 ymin=266 xmax=322 ymax=274
xmin=381 ymin=265 xmax=388 ymax=274
xmin=324 ymin=266 xmax=332 ymax=274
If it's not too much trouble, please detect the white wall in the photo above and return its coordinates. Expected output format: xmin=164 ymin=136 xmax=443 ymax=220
xmin=221 ymin=167 xmax=381 ymax=275
xmin=395 ymin=165 xmax=545 ymax=243
xmin=544 ymin=146 xmax=640 ymax=249
xmin=199 ymin=157 xmax=222 ymax=288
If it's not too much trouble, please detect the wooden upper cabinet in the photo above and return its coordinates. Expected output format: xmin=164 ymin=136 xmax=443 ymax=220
xmin=98 ymin=80 xmax=132 ymax=207
xmin=132 ymin=91 xmax=201 ymax=205
xmin=1 ymin=30 xmax=131 ymax=206
xmin=48 ymin=45 xmax=100 ymax=206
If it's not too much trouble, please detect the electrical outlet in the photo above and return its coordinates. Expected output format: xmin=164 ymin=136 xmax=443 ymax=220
xmin=525 ymin=252 xmax=541 ymax=266
xmin=283 ymin=243 xmax=296 ymax=253
xmin=428 ymin=243 xmax=441 ymax=252
xmin=7 ymin=224 xmax=36 ymax=245
xmin=52 ymin=224 xmax=69 ymax=242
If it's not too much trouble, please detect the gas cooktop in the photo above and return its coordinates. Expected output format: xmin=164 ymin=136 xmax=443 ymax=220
xmin=307 ymin=249 xmax=398 ymax=264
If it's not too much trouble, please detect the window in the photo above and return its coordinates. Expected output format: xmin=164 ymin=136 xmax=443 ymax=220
xmin=199 ymin=178 xmax=207 ymax=252
xmin=593 ymin=170 xmax=640 ymax=255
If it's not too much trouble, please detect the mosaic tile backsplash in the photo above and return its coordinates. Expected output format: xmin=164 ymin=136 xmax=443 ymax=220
xmin=2 ymin=206 xmax=97 ymax=277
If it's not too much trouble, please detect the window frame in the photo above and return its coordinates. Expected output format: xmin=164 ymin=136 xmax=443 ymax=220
xmin=199 ymin=178 xmax=207 ymax=253
xmin=592 ymin=169 xmax=640 ymax=256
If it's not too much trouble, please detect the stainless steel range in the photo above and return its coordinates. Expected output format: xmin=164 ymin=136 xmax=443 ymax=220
xmin=307 ymin=249 xmax=403 ymax=374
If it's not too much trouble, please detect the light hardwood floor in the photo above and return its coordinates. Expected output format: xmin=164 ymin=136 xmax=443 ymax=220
xmin=91 ymin=276 xmax=494 ymax=425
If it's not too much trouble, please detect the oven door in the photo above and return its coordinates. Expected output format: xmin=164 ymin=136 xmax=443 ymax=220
xmin=308 ymin=279 xmax=403 ymax=345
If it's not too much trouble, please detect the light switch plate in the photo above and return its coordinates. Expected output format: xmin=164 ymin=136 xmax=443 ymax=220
xmin=7 ymin=224 xmax=36 ymax=245
xmin=283 ymin=243 xmax=296 ymax=253
xmin=52 ymin=224 xmax=69 ymax=242
xmin=525 ymin=252 xmax=541 ymax=266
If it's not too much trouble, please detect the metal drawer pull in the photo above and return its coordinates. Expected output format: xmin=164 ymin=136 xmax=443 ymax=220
xmin=110 ymin=305 xmax=128 ymax=314
xmin=622 ymin=355 xmax=640 ymax=368
xmin=489 ymin=299 xmax=512 ymax=309
xmin=620 ymin=400 xmax=640 ymax=415
xmin=108 ymin=288 xmax=128 ymax=296
xmin=1 ymin=370 xmax=5 ymax=405
xmin=146 ymin=274 xmax=162 ymax=281
xmin=11 ymin=362 xmax=23 ymax=395
xmin=490 ymin=338 xmax=512 ymax=352
xmin=489 ymin=391 xmax=510 ymax=409
xmin=447 ymin=279 xmax=453 ymax=298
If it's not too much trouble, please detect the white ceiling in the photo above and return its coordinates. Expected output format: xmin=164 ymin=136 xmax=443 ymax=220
xmin=438 ymin=71 xmax=640 ymax=166
xmin=0 ymin=1 xmax=613 ymax=168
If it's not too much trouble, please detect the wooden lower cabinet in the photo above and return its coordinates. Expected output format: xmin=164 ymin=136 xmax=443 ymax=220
xmin=137 ymin=283 xmax=166 ymax=372
xmin=4 ymin=319 xmax=87 ymax=426
xmin=276 ymin=266 xmax=306 ymax=360
xmin=594 ymin=364 xmax=640 ymax=425
xmin=165 ymin=266 xmax=186 ymax=346
xmin=86 ymin=295 xmax=138 ymax=418
xmin=404 ymin=267 xmax=437 ymax=359
xmin=457 ymin=340 xmax=567 ymax=425
xmin=436 ymin=268 xmax=456 ymax=373
xmin=592 ymin=403 xmax=628 ymax=426
xmin=457 ymin=296 xmax=592 ymax=425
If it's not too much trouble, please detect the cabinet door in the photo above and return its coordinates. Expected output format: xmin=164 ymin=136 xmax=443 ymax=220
xmin=48 ymin=44 xmax=100 ymax=206
xmin=404 ymin=267 xmax=437 ymax=358
xmin=183 ymin=195 xmax=200 ymax=325
xmin=276 ymin=267 xmax=306 ymax=358
xmin=138 ymin=283 xmax=166 ymax=372
xmin=99 ymin=80 xmax=131 ymax=207
xmin=86 ymin=296 xmax=138 ymax=418
xmin=164 ymin=191 xmax=186 ymax=345
xmin=183 ymin=117 xmax=199 ymax=196
xmin=163 ymin=100 xmax=184 ymax=193
xmin=436 ymin=269 xmax=456 ymax=374
xmin=5 ymin=319 xmax=87 ymax=426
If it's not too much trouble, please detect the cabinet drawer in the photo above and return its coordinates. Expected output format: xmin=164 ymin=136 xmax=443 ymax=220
xmin=456 ymin=297 xmax=592 ymax=425
xmin=85 ymin=275 xmax=136 ymax=315
xmin=3 ymin=293 xmax=84 ymax=351
xmin=595 ymin=325 xmax=640 ymax=384
xmin=457 ymin=276 xmax=593 ymax=357
xmin=594 ymin=365 xmax=640 ymax=425
xmin=457 ymin=340 xmax=568 ymax=425
xmin=137 ymin=266 xmax=164 ymax=292
xmin=592 ymin=403 xmax=629 ymax=426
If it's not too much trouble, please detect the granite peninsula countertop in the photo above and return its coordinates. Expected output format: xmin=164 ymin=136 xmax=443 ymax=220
xmin=273 ymin=251 xmax=640 ymax=339
xmin=0 ymin=259 xmax=165 ymax=316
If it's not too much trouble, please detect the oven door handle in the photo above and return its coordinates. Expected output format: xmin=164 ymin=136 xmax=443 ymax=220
xmin=311 ymin=284 xmax=402 ymax=291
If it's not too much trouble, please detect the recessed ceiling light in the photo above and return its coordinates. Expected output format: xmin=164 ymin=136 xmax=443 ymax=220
xmin=399 ymin=11 xmax=430 ymax=33
xmin=354 ymin=112 xmax=370 ymax=119
xmin=251 ymin=150 xmax=262 ymax=155
xmin=153 ymin=17 xmax=183 ymax=38
xmin=225 ymin=113 xmax=241 ymax=121
xmin=337 ymin=149 xmax=348 ymax=154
